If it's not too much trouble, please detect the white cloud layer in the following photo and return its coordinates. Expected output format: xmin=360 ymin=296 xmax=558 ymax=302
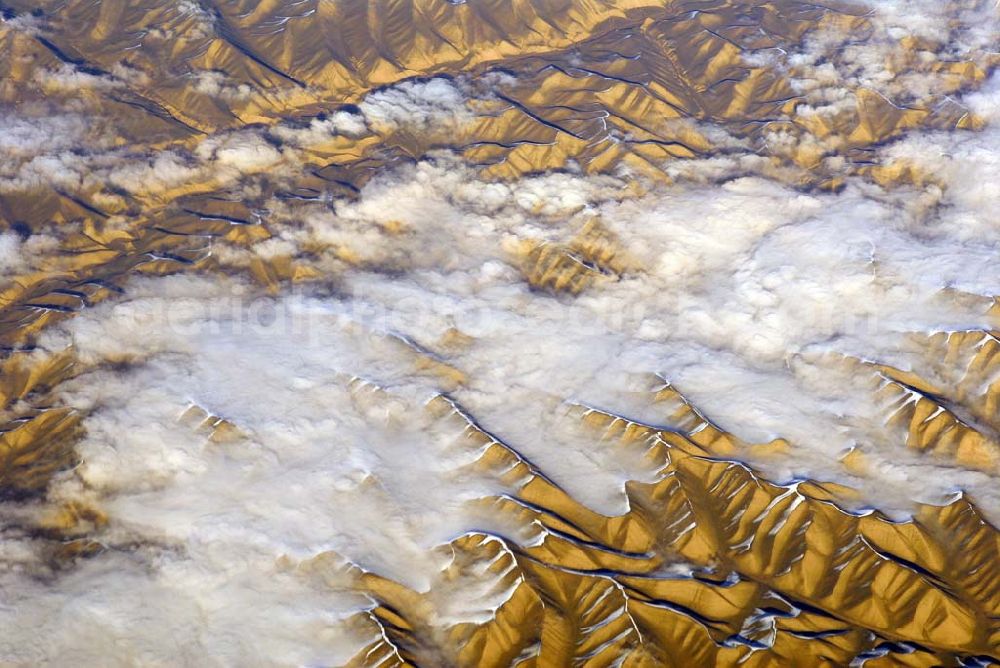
xmin=4 ymin=104 xmax=1000 ymax=660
